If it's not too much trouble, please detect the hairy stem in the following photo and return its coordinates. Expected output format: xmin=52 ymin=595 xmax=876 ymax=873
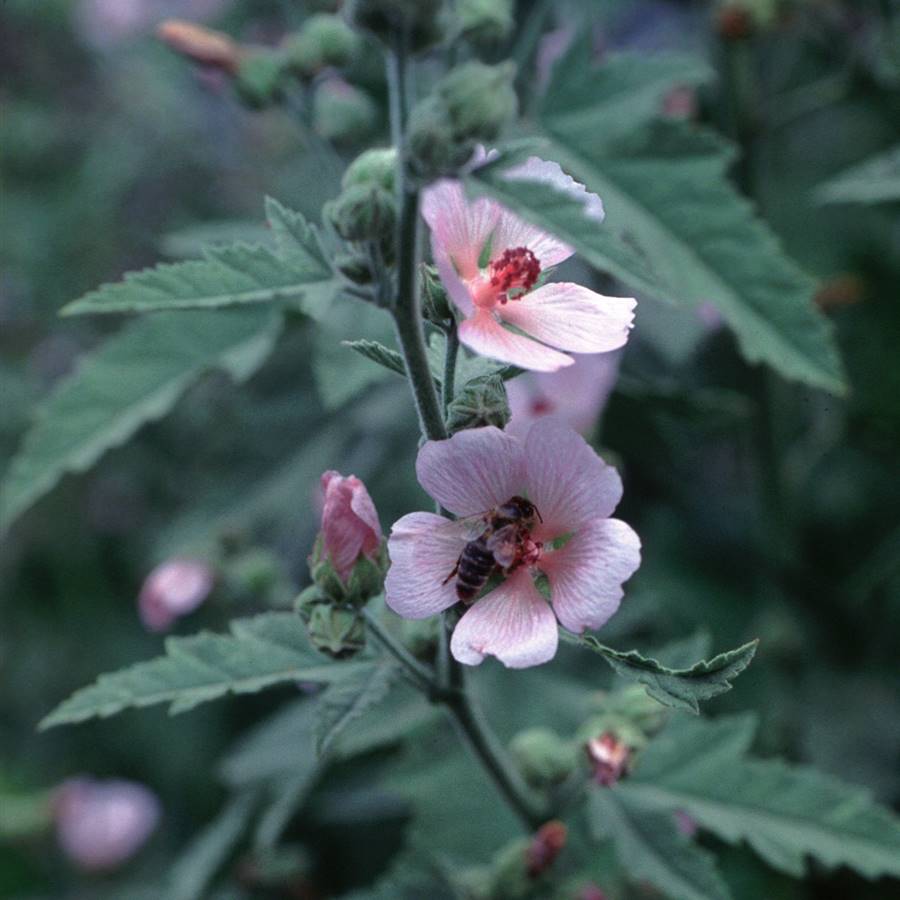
xmin=442 ymin=324 xmax=460 ymax=413
xmin=361 ymin=608 xmax=434 ymax=694
xmin=443 ymin=672 xmax=545 ymax=831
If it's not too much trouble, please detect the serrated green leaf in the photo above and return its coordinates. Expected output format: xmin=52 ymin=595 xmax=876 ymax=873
xmin=468 ymin=51 xmax=846 ymax=394
xmin=815 ymin=144 xmax=900 ymax=206
xmin=579 ymin=636 xmax=758 ymax=713
xmin=168 ymin=792 xmax=258 ymax=900
xmin=343 ymin=339 xmax=407 ymax=377
xmin=621 ymin=715 xmax=900 ymax=880
xmin=589 ymin=788 xmax=733 ymax=900
xmin=39 ymin=613 xmax=369 ymax=729
xmin=0 ymin=309 xmax=280 ymax=532
xmin=314 ymin=662 xmax=398 ymax=757
xmin=62 ymin=198 xmax=336 ymax=318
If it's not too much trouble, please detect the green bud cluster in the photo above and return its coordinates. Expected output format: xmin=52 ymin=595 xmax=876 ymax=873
xmin=235 ymin=50 xmax=287 ymax=108
xmin=283 ymin=14 xmax=361 ymax=78
xmin=325 ymin=183 xmax=395 ymax=245
xmin=446 ymin=373 xmax=511 ymax=434
xmin=313 ymin=79 xmax=378 ymax=145
xmin=345 ymin=0 xmax=449 ymax=54
xmin=458 ymin=0 xmax=514 ymax=49
xmin=509 ymin=727 xmax=578 ymax=789
xmin=407 ymin=61 xmax=518 ymax=180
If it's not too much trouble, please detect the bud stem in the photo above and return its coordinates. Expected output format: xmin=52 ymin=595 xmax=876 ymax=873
xmin=441 ymin=324 xmax=459 ymax=413
xmin=360 ymin=607 xmax=434 ymax=693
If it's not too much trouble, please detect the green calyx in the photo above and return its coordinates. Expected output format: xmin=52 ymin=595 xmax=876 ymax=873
xmin=446 ymin=373 xmax=511 ymax=433
xmin=283 ymin=14 xmax=360 ymax=78
xmin=509 ymin=727 xmax=578 ymax=789
xmin=345 ymin=0 xmax=449 ymax=54
xmin=324 ymin=183 xmax=396 ymax=245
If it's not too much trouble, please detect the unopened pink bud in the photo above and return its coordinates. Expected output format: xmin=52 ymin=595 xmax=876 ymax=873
xmin=54 ymin=778 xmax=160 ymax=871
xmin=319 ymin=471 xmax=382 ymax=581
xmin=585 ymin=731 xmax=632 ymax=787
xmin=525 ymin=819 xmax=567 ymax=878
xmin=138 ymin=558 xmax=214 ymax=632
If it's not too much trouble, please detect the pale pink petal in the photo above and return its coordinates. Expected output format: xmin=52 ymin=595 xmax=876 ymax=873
xmin=506 ymin=352 xmax=621 ymax=437
xmin=458 ymin=310 xmax=574 ymax=373
xmin=385 ymin=512 xmax=468 ymax=618
xmin=433 ymin=245 xmax=475 ymax=317
xmin=524 ymin=416 xmax=623 ymax=536
xmin=493 ymin=157 xmax=605 ymax=269
xmin=416 ymin=426 xmax=524 ymax=517
xmin=422 ymin=178 xmax=499 ymax=280
xmin=450 ymin=568 xmax=558 ymax=668
xmin=499 ymin=282 xmax=635 ymax=354
xmin=540 ymin=518 xmax=641 ymax=633
xmin=138 ymin=559 xmax=214 ymax=633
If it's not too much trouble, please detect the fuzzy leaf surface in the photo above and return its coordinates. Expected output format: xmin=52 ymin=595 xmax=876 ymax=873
xmin=589 ymin=788 xmax=733 ymax=900
xmin=62 ymin=198 xmax=336 ymax=318
xmin=0 ymin=309 xmax=280 ymax=531
xmin=815 ymin=144 xmax=900 ymax=205
xmin=621 ymin=715 xmax=900 ymax=879
xmin=579 ymin=636 xmax=758 ymax=713
xmin=40 ymin=613 xmax=366 ymax=728
xmin=314 ymin=662 xmax=398 ymax=757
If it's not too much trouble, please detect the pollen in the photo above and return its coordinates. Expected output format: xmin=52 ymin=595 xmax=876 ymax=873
xmin=489 ymin=247 xmax=541 ymax=301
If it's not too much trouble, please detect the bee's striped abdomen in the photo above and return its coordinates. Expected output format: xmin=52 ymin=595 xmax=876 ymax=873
xmin=456 ymin=538 xmax=496 ymax=602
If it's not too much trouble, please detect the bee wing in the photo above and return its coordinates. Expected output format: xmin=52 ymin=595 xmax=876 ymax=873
xmin=485 ymin=524 xmax=521 ymax=568
xmin=455 ymin=512 xmax=492 ymax=541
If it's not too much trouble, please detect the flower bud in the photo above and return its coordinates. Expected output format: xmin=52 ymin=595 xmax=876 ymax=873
xmin=335 ymin=250 xmax=375 ymax=285
xmin=306 ymin=603 xmax=365 ymax=657
xmin=342 ymin=147 xmax=397 ymax=193
xmin=138 ymin=558 xmax=214 ymax=633
xmin=324 ymin=183 xmax=396 ymax=244
xmin=283 ymin=14 xmax=360 ymax=78
xmin=235 ymin=49 xmax=287 ymax=108
xmin=585 ymin=731 xmax=632 ymax=787
xmin=407 ymin=62 xmax=517 ymax=179
xmin=157 ymin=19 xmax=240 ymax=74
xmin=458 ymin=0 xmax=514 ymax=48
xmin=53 ymin=778 xmax=160 ymax=871
xmin=310 ymin=471 xmax=385 ymax=605
xmin=345 ymin=0 xmax=448 ymax=54
xmin=510 ymin=728 xmax=576 ymax=789
xmin=525 ymin=820 xmax=567 ymax=878
xmin=438 ymin=60 xmax=517 ymax=142
xmin=313 ymin=78 xmax=378 ymax=145
xmin=446 ymin=373 xmax=510 ymax=434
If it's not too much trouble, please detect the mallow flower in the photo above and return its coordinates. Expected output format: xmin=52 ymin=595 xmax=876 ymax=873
xmin=421 ymin=156 xmax=636 ymax=372
xmin=54 ymin=777 xmax=160 ymax=871
xmin=384 ymin=418 xmax=640 ymax=667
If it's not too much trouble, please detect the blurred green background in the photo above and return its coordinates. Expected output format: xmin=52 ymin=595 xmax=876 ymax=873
xmin=1 ymin=0 xmax=898 ymax=897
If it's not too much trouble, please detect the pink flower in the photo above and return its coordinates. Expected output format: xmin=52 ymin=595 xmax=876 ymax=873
xmin=506 ymin=351 xmax=622 ymax=437
xmin=384 ymin=419 xmax=640 ymax=668
xmin=320 ymin=471 xmax=383 ymax=581
xmin=586 ymin=731 xmax=632 ymax=786
xmin=421 ymin=156 xmax=636 ymax=373
xmin=138 ymin=558 xmax=214 ymax=632
xmin=54 ymin=778 xmax=160 ymax=871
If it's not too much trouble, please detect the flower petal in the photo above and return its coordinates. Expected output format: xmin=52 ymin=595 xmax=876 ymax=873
xmin=458 ymin=310 xmax=574 ymax=373
xmin=492 ymin=157 xmax=605 ymax=269
xmin=524 ymin=416 xmax=623 ymax=535
xmin=385 ymin=512 xmax=467 ymax=618
xmin=422 ymin=178 xmax=499 ymax=280
xmin=499 ymin=283 xmax=636 ymax=355
xmin=416 ymin=426 xmax=525 ymax=517
xmin=540 ymin=518 xmax=641 ymax=633
xmin=450 ymin=568 xmax=558 ymax=668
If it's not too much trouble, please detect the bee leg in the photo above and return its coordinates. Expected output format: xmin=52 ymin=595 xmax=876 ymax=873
xmin=442 ymin=556 xmax=461 ymax=586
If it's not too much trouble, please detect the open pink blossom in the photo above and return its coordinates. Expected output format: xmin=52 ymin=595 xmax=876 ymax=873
xmin=384 ymin=418 xmax=640 ymax=668
xmin=506 ymin=351 xmax=622 ymax=437
xmin=320 ymin=471 xmax=382 ymax=581
xmin=54 ymin=777 xmax=160 ymax=871
xmin=421 ymin=156 xmax=636 ymax=373
xmin=138 ymin=558 xmax=214 ymax=632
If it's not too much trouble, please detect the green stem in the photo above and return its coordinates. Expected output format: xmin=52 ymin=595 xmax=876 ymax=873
xmin=361 ymin=608 xmax=435 ymax=693
xmin=443 ymin=672 xmax=545 ymax=831
xmin=442 ymin=324 xmax=460 ymax=413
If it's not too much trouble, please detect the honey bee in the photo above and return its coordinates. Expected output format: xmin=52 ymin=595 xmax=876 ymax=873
xmin=443 ymin=496 xmax=543 ymax=603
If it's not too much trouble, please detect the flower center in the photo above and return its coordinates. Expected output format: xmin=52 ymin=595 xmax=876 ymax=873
xmin=488 ymin=247 xmax=541 ymax=304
